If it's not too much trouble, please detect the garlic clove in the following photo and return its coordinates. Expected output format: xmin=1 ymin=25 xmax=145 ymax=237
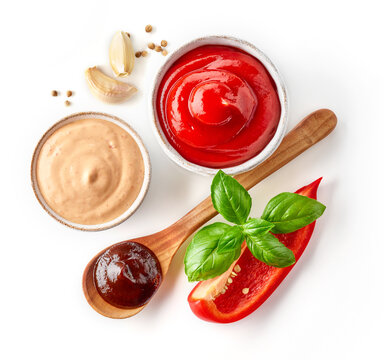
xmin=85 ymin=66 xmax=137 ymax=103
xmin=109 ymin=31 xmax=135 ymax=77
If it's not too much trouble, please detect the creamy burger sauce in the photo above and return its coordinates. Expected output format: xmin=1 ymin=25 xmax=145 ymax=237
xmin=36 ymin=118 xmax=144 ymax=225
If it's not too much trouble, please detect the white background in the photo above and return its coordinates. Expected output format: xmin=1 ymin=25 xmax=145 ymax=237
xmin=0 ymin=0 xmax=382 ymax=359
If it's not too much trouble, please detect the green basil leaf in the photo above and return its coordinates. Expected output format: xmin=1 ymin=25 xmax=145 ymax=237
xmin=261 ymin=192 xmax=326 ymax=234
xmin=246 ymin=232 xmax=296 ymax=268
xmin=242 ymin=218 xmax=275 ymax=236
xmin=216 ymin=225 xmax=243 ymax=254
xmin=184 ymin=223 xmax=241 ymax=281
xmin=211 ymin=170 xmax=252 ymax=225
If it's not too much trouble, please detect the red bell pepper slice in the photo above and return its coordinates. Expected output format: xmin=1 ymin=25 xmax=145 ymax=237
xmin=188 ymin=178 xmax=323 ymax=323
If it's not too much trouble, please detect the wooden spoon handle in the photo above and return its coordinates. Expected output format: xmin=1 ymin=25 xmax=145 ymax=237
xmin=235 ymin=108 xmax=337 ymax=190
xmin=166 ymin=109 xmax=337 ymax=251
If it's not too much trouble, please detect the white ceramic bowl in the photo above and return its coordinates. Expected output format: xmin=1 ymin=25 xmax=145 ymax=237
xmin=149 ymin=35 xmax=288 ymax=176
xmin=31 ymin=112 xmax=151 ymax=231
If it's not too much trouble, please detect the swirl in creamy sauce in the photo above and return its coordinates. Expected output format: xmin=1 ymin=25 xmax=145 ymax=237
xmin=36 ymin=118 xmax=144 ymax=225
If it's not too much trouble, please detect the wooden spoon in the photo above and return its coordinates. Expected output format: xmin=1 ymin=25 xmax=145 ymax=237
xmin=83 ymin=109 xmax=337 ymax=319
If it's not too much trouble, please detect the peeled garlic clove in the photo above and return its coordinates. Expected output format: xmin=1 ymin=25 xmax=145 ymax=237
xmin=109 ymin=31 xmax=135 ymax=77
xmin=85 ymin=66 xmax=137 ymax=103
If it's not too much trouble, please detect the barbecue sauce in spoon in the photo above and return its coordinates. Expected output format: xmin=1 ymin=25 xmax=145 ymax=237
xmin=94 ymin=242 xmax=162 ymax=309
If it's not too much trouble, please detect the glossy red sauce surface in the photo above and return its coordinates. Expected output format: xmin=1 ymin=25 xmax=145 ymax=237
xmin=156 ymin=45 xmax=281 ymax=168
xmin=94 ymin=242 xmax=162 ymax=309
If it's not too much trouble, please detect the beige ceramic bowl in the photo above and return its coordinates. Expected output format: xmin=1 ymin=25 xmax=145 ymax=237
xmin=150 ymin=35 xmax=288 ymax=176
xmin=31 ymin=112 xmax=151 ymax=231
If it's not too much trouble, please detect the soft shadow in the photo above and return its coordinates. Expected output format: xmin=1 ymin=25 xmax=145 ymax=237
xmin=228 ymin=179 xmax=337 ymax=329
xmin=118 ymin=152 xmax=191 ymax=235
xmin=131 ymin=235 xmax=192 ymax=323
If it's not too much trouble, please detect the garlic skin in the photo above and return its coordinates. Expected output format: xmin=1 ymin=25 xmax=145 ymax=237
xmin=85 ymin=66 xmax=137 ymax=103
xmin=109 ymin=31 xmax=135 ymax=77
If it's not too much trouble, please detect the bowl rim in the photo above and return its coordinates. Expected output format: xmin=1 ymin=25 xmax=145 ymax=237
xmin=149 ymin=35 xmax=288 ymax=176
xmin=30 ymin=111 xmax=151 ymax=231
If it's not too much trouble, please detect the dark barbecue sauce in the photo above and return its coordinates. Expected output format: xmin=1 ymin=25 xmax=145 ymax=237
xmin=94 ymin=242 xmax=162 ymax=309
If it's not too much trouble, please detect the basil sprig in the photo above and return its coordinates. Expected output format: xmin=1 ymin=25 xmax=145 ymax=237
xmin=184 ymin=170 xmax=326 ymax=282
xmin=211 ymin=170 xmax=252 ymax=225
xmin=184 ymin=223 xmax=241 ymax=282
xmin=245 ymin=232 xmax=295 ymax=268
xmin=261 ymin=192 xmax=326 ymax=234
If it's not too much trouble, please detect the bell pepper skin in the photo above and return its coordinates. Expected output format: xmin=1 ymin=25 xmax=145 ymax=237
xmin=188 ymin=178 xmax=323 ymax=323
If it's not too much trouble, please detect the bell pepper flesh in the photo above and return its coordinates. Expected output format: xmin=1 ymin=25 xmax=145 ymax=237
xmin=188 ymin=178 xmax=322 ymax=323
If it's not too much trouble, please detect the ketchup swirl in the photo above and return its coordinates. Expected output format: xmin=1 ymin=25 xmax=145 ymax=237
xmin=156 ymin=45 xmax=281 ymax=168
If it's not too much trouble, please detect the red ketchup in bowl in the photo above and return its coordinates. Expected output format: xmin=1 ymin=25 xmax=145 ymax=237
xmin=156 ymin=45 xmax=281 ymax=168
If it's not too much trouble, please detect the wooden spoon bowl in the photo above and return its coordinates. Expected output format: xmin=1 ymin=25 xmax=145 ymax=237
xmin=83 ymin=109 xmax=337 ymax=319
